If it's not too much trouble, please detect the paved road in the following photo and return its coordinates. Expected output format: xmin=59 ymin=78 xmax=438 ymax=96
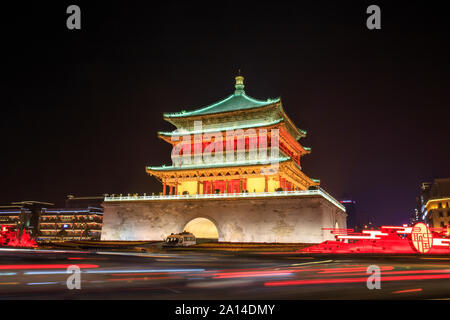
xmin=0 ymin=248 xmax=449 ymax=299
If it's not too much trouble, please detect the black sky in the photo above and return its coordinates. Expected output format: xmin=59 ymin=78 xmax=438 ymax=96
xmin=2 ymin=1 xmax=449 ymax=225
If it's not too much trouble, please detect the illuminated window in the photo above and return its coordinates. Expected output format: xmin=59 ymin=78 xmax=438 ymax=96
xmin=439 ymin=212 xmax=444 ymax=218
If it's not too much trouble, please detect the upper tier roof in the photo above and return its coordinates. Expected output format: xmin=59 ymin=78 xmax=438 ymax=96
xmin=164 ymin=75 xmax=280 ymax=118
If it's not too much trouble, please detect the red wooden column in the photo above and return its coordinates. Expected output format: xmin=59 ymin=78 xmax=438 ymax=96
xmin=175 ymin=181 xmax=178 ymax=195
xmin=210 ymin=180 xmax=213 ymax=194
xmin=265 ymin=176 xmax=269 ymax=192
xmin=225 ymin=180 xmax=229 ymax=193
xmin=280 ymin=177 xmax=285 ymax=190
xmin=163 ymin=182 xmax=166 ymax=195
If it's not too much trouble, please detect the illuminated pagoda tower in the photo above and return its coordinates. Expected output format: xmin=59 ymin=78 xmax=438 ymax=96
xmin=146 ymin=75 xmax=319 ymax=195
xmin=102 ymin=74 xmax=346 ymax=243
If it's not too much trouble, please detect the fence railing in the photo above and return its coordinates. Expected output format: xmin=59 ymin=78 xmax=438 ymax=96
xmin=104 ymin=188 xmax=345 ymax=211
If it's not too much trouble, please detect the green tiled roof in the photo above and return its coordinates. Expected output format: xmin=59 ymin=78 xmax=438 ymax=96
xmin=164 ymin=94 xmax=280 ymax=118
xmin=164 ymin=76 xmax=280 ymax=118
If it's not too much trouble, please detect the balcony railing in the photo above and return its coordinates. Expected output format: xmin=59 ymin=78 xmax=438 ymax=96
xmin=104 ymin=188 xmax=345 ymax=211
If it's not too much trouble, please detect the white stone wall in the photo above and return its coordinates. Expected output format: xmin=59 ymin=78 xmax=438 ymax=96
xmin=101 ymin=196 xmax=346 ymax=243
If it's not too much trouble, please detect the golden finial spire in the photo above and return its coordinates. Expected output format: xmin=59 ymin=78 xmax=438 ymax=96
xmin=235 ymin=70 xmax=245 ymax=95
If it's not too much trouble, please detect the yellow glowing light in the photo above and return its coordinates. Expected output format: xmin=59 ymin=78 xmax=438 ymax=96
xmin=178 ymin=181 xmax=198 ymax=195
xmin=247 ymin=177 xmax=265 ymax=192
xmin=425 ymin=197 xmax=450 ymax=210
xmin=184 ymin=218 xmax=219 ymax=239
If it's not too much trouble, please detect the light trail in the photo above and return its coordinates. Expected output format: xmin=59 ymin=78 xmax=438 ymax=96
xmin=0 ymin=264 xmax=98 ymax=270
xmin=24 ymin=268 xmax=205 ymax=275
xmin=392 ymin=288 xmax=423 ymax=294
xmin=265 ymin=274 xmax=450 ymax=287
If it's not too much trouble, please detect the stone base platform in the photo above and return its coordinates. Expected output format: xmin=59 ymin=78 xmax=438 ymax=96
xmin=101 ymin=190 xmax=346 ymax=243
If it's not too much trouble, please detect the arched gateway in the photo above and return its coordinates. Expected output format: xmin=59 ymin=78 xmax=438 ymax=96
xmin=101 ymin=75 xmax=346 ymax=243
xmin=184 ymin=217 xmax=219 ymax=242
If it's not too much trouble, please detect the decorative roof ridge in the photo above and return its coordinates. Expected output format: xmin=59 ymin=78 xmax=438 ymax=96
xmin=163 ymin=93 xmax=280 ymax=118
xmin=164 ymin=94 xmax=234 ymax=118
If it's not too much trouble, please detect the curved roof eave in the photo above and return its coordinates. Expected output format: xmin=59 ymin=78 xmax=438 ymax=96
xmin=163 ymin=93 xmax=281 ymax=119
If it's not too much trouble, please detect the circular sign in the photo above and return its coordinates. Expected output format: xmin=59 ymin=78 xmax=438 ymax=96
xmin=411 ymin=222 xmax=433 ymax=254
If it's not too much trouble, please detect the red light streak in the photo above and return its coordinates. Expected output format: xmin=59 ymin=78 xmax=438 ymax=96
xmin=110 ymin=272 xmax=186 ymax=276
xmin=392 ymin=288 xmax=423 ymax=294
xmin=265 ymin=274 xmax=450 ymax=287
xmin=265 ymin=277 xmax=372 ymax=286
xmin=257 ymin=252 xmax=302 ymax=255
xmin=212 ymin=270 xmax=292 ymax=279
xmin=317 ymin=266 xmax=394 ymax=274
xmin=316 ymin=269 xmax=450 ymax=277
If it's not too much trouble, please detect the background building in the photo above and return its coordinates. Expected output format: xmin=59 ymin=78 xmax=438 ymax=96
xmin=339 ymin=198 xmax=357 ymax=231
xmin=0 ymin=208 xmax=21 ymax=226
xmin=0 ymin=195 xmax=104 ymax=241
xmin=419 ymin=178 xmax=450 ymax=228
xmin=414 ymin=181 xmax=432 ymax=224
xmin=0 ymin=201 xmax=53 ymax=238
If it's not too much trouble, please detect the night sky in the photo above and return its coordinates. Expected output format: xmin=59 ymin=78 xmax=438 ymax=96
xmin=2 ymin=1 xmax=449 ymax=226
